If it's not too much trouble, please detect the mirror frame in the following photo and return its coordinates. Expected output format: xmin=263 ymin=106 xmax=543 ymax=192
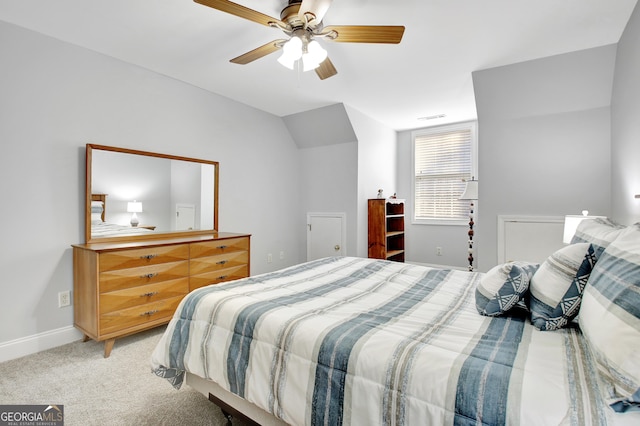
xmin=85 ymin=144 xmax=219 ymax=244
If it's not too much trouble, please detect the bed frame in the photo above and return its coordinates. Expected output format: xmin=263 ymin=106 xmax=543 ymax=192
xmin=91 ymin=193 xmax=107 ymax=222
xmin=186 ymin=373 xmax=287 ymax=426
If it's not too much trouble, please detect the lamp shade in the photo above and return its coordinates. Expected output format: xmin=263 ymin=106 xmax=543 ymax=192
xmin=127 ymin=201 xmax=142 ymax=213
xmin=302 ymin=40 xmax=327 ymax=71
xmin=459 ymin=178 xmax=478 ymax=200
xmin=562 ymin=211 xmax=604 ymax=243
xmin=277 ymin=37 xmax=303 ymax=70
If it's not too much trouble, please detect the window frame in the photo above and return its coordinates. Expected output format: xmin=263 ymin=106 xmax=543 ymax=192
xmin=411 ymin=121 xmax=478 ymax=226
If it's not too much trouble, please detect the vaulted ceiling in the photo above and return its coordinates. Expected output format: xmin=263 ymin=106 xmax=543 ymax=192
xmin=0 ymin=0 xmax=636 ymax=130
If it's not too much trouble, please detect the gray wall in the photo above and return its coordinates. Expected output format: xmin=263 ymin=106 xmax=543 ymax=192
xmin=472 ymin=45 xmax=616 ymax=272
xmin=612 ymin=2 xmax=640 ymax=225
xmin=285 ymin=104 xmax=359 ymax=260
xmin=396 ymin=128 xmax=472 ymax=269
xmin=0 ymin=21 xmax=301 ymax=349
xmin=298 ymin=142 xmax=358 ymax=258
xmin=346 ymin=106 xmax=398 ymax=258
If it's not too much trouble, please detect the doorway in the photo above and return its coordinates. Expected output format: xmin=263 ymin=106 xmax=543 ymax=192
xmin=307 ymin=212 xmax=346 ymax=261
xmin=176 ymin=204 xmax=195 ymax=231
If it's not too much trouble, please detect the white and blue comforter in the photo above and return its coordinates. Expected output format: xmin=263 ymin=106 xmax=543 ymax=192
xmin=91 ymin=221 xmax=154 ymax=238
xmin=151 ymin=257 xmax=616 ymax=425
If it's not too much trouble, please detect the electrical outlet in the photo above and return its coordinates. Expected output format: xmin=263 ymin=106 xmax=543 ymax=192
xmin=436 ymin=247 xmax=443 ymax=256
xmin=58 ymin=291 xmax=71 ymax=308
xmin=267 ymin=253 xmax=273 ymax=263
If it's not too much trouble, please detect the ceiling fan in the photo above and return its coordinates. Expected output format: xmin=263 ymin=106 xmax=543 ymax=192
xmin=194 ymin=0 xmax=405 ymax=80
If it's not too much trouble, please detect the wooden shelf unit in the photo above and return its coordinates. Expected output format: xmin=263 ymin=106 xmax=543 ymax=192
xmin=368 ymin=199 xmax=405 ymax=262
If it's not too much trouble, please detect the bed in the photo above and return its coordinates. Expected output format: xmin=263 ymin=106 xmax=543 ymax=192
xmin=90 ymin=194 xmax=153 ymax=238
xmin=151 ymin=219 xmax=640 ymax=425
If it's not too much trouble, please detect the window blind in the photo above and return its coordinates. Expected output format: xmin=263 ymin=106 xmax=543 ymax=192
xmin=414 ymin=128 xmax=472 ymax=221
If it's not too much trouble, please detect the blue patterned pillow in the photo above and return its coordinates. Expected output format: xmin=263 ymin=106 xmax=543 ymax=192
xmin=530 ymin=243 xmax=596 ymax=331
xmin=476 ymin=262 xmax=539 ymax=317
xmin=580 ymin=224 xmax=640 ymax=412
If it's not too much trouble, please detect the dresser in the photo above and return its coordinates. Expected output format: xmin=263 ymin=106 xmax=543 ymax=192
xmin=72 ymin=232 xmax=250 ymax=357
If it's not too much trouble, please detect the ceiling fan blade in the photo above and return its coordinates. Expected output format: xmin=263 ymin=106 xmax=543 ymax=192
xmin=299 ymin=0 xmax=333 ymax=23
xmin=194 ymin=0 xmax=285 ymax=27
xmin=230 ymin=39 xmax=287 ymax=64
xmin=315 ymin=57 xmax=337 ymax=80
xmin=322 ymin=25 xmax=405 ymax=44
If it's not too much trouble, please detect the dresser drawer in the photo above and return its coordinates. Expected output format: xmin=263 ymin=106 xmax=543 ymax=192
xmin=99 ymin=260 xmax=189 ymax=293
xmin=190 ymin=237 xmax=249 ymax=259
xmin=189 ymin=251 xmax=248 ymax=275
xmin=99 ymin=296 xmax=183 ymax=335
xmin=99 ymin=278 xmax=189 ymax=314
xmin=190 ymin=264 xmax=249 ymax=290
xmin=99 ymin=245 xmax=189 ymax=272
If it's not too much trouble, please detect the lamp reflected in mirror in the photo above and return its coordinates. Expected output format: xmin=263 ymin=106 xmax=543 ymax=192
xmin=127 ymin=201 xmax=142 ymax=227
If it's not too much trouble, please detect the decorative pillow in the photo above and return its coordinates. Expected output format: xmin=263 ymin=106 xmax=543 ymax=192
xmin=530 ymin=243 xmax=596 ymax=331
xmin=475 ymin=262 xmax=539 ymax=317
xmin=579 ymin=224 xmax=640 ymax=412
xmin=570 ymin=217 xmax=626 ymax=257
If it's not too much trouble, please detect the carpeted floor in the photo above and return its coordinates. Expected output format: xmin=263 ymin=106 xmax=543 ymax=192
xmin=0 ymin=326 xmax=250 ymax=425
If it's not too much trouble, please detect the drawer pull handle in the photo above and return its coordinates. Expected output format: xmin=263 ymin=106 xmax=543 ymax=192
xmin=140 ymin=254 xmax=157 ymax=260
xmin=216 ymin=260 xmax=228 ymax=265
xmin=218 ymin=275 xmax=228 ymax=280
xmin=217 ymin=245 xmax=228 ymax=250
xmin=140 ymin=291 xmax=159 ymax=298
xmin=141 ymin=273 xmax=158 ymax=279
xmin=140 ymin=309 xmax=159 ymax=317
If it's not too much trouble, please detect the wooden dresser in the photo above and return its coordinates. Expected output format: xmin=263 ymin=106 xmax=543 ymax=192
xmin=72 ymin=232 xmax=250 ymax=357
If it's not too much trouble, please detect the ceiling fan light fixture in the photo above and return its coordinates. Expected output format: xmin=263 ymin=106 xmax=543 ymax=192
xmin=301 ymin=39 xmax=328 ymax=71
xmin=278 ymin=36 xmax=327 ymax=73
xmin=302 ymin=54 xmax=320 ymax=71
xmin=277 ymin=36 xmax=303 ymax=69
xmin=307 ymin=40 xmax=327 ymax=62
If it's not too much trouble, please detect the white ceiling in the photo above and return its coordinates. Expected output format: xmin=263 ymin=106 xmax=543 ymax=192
xmin=0 ymin=0 xmax=637 ymax=131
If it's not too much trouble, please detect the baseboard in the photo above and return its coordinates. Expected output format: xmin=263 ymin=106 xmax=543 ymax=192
xmin=0 ymin=326 xmax=84 ymax=363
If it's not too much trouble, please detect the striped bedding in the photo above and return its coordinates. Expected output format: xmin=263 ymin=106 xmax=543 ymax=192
xmin=151 ymin=256 xmax=620 ymax=425
xmin=90 ymin=221 xmax=153 ymax=238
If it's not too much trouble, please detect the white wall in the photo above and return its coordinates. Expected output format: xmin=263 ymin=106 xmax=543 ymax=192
xmin=345 ymin=106 xmax=398 ymax=258
xmin=611 ymin=2 xmax=640 ymax=224
xmin=472 ymin=45 xmax=616 ymax=272
xmin=0 ymin=21 xmax=301 ymax=355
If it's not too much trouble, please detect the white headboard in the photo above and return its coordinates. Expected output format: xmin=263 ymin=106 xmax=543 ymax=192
xmin=497 ymin=215 xmax=565 ymax=264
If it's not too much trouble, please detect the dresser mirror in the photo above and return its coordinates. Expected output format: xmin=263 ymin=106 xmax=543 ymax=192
xmin=85 ymin=144 xmax=219 ymax=243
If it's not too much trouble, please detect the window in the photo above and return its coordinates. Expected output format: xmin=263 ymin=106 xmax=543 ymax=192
xmin=412 ymin=122 xmax=477 ymax=224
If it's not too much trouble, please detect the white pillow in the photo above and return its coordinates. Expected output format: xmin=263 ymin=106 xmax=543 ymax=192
xmin=529 ymin=243 xmax=596 ymax=330
xmin=580 ymin=224 xmax=640 ymax=412
xmin=571 ymin=217 xmax=626 ymax=257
